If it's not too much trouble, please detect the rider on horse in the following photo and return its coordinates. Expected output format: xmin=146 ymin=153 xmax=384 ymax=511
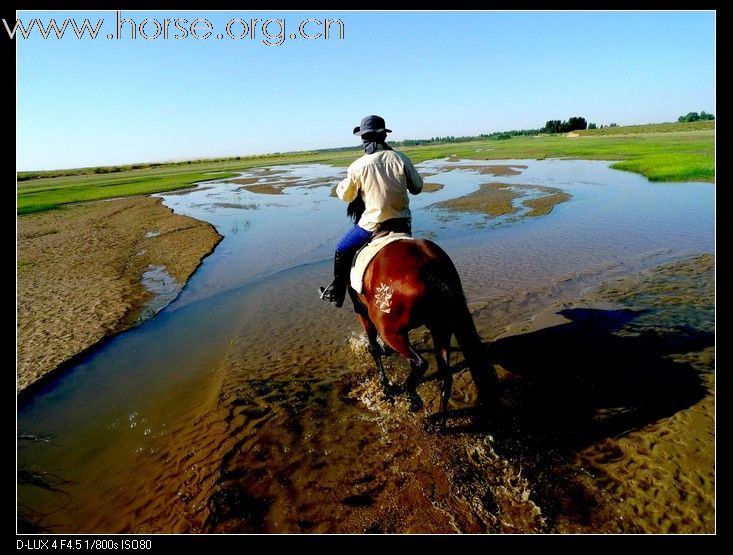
xmin=319 ymin=115 xmax=424 ymax=307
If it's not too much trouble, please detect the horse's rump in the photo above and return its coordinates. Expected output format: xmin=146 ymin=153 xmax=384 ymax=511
xmin=364 ymin=239 xmax=465 ymax=310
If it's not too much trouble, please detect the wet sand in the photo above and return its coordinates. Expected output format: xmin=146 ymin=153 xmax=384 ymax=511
xmin=439 ymin=164 xmax=528 ymax=176
xmin=17 ymin=197 xmax=221 ymax=393
xmin=519 ymin=185 xmax=571 ymax=217
xmin=241 ymin=183 xmax=285 ymax=195
xmin=434 ymin=183 xmax=519 ymax=218
xmin=240 ymin=178 xmax=337 ymax=195
xmin=143 ymin=254 xmax=714 ymax=533
xmin=477 ymin=164 xmax=528 ymax=176
xmin=433 ymin=182 xmax=571 ymax=219
xmin=227 ymin=169 xmax=288 ymax=187
xmin=570 ymin=255 xmax=715 ymax=533
xmin=421 ymin=182 xmax=445 ymax=193
xmin=229 ymin=168 xmax=338 ymax=196
xmin=227 ymin=177 xmax=262 ymax=186
xmin=470 ymin=254 xmax=715 ymax=532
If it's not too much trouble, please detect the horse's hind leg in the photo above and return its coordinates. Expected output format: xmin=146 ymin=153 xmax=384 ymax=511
xmin=383 ymin=330 xmax=428 ymax=412
xmin=430 ymin=327 xmax=453 ymax=415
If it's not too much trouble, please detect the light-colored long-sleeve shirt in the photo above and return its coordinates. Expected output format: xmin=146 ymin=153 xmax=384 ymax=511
xmin=336 ymin=149 xmax=423 ymax=232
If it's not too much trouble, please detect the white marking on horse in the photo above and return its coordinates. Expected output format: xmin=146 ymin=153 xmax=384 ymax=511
xmin=374 ymin=283 xmax=393 ymax=313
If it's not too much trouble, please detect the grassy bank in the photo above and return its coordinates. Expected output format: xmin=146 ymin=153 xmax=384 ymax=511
xmin=17 ymin=121 xmax=714 ymax=214
xmin=401 ymin=122 xmax=714 ymax=182
xmin=17 ymin=171 xmax=245 ymax=215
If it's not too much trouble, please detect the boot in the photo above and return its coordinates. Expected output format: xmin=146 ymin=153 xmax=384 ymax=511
xmin=319 ymin=251 xmax=350 ymax=308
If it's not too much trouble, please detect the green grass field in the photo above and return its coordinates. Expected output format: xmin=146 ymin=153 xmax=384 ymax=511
xmin=17 ymin=121 xmax=714 ymax=214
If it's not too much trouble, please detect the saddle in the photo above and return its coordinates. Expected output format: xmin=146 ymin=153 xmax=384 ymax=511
xmin=351 ymin=218 xmax=412 ymax=265
xmin=350 ymin=218 xmax=414 ymax=294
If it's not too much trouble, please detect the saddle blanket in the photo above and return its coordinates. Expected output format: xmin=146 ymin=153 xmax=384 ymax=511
xmin=350 ymin=232 xmax=414 ymax=294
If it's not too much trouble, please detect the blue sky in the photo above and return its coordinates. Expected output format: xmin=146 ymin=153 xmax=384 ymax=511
xmin=16 ymin=10 xmax=715 ymax=171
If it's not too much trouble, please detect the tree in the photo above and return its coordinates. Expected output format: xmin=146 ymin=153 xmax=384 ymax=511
xmin=678 ymin=112 xmax=700 ymax=122
xmin=566 ymin=116 xmax=588 ymax=131
xmin=700 ymin=111 xmax=715 ymax=121
xmin=543 ymin=120 xmax=562 ymax=133
xmin=588 ymin=123 xmax=597 ymax=129
xmin=543 ymin=116 xmax=587 ymax=133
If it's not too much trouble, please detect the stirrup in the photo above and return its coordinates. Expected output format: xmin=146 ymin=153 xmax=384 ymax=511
xmin=319 ymin=285 xmax=336 ymax=301
xmin=318 ymin=283 xmax=336 ymax=303
xmin=319 ymin=284 xmax=345 ymax=307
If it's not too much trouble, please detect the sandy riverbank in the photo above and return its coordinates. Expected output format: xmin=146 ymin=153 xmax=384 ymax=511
xmin=17 ymin=197 xmax=221 ymax=393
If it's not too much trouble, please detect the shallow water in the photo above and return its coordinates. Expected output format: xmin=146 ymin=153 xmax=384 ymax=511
xmin=17 ymin=159 xmax=714 ymax=533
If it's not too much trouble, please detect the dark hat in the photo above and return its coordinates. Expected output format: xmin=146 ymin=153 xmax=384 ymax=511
xmin=353 ymin=115 xmax=392 ymax=136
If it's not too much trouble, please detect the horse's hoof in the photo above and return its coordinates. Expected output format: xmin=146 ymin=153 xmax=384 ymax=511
xmin=409 ymin=393 xmax=424 ymax=412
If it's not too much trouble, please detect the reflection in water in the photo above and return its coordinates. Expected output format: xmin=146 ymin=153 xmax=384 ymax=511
xmin=17 ymin=160 xmax=714 ymax=532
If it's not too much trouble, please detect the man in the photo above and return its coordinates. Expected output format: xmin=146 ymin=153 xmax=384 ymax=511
xmin=319 ymin=115 xmax=424 ymax=307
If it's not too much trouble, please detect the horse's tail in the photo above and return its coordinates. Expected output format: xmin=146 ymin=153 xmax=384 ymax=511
xmin=452 ymin=297 xmax=494 ymax=401
xmin=423 ymin=248 xmax=494 ymax=400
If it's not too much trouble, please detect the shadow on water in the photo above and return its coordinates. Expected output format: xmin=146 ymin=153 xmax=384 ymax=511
xmin=437 ymin=307 xmax=710 ymax=449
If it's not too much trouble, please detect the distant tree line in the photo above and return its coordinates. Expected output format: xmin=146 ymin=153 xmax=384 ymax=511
xmin=678 ymin=111 xmax=714 ymax=122
xmin=394 ymin=129 xmax=543 ymax=146
xmin=315 ymin=131 xmax=546 ymax=152
xmin=541 ymin=117 xmax=588 ymax=133
xmin=395 ymin=135 xmax=488 ymax=147
xmin=314 ymin=112 xmax=712 ymax=156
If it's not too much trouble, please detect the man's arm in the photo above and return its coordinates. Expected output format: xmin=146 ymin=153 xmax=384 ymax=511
xmin=336 ymin=170 xmax=359 ymax=202
xmin=398 ymin=152 xmax=424 ymax=195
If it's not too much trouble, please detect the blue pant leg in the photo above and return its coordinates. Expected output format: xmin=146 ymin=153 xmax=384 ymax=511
xmin=336 ymin=225 xmax=372 ymax=255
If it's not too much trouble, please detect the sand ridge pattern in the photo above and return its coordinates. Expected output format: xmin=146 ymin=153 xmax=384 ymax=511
xmin=166 ymin=257 xmax=715 ymax=533
xmin=17 ymin=197 xmax=221 ymax=393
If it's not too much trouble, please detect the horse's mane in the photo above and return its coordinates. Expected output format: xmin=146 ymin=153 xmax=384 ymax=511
xmin=347 ymin=195 xmax=365 ymax=223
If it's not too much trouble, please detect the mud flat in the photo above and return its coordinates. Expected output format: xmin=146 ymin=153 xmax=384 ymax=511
xmin=521 ymin=185 xmax=571 ymax=217
xmin=17 ymin=197 xmax=221 ymax=393
xmin=228 ymin=168 xmax=339 ymax=196
xmin=433 ymin=183 xmax=519 ymax=218
xmin=440 ymin=163 xmax=528 ymax=176
xmin=433 ymin=182 xmax=570 ymax=219
xmin=421 ymin=182 xmax=444 ymax=193
xmin=241 ymin=183 xmax=286 ymax=195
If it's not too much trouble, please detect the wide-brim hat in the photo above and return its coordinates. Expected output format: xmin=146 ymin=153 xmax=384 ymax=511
xmin=353 ymin=115 xmax=392 ymax=136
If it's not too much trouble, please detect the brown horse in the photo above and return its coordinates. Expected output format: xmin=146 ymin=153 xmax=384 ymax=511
xmin=348 ymin=238 xmax=495 ymax=413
